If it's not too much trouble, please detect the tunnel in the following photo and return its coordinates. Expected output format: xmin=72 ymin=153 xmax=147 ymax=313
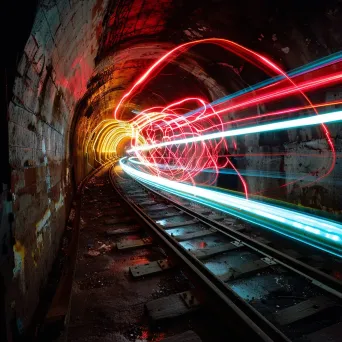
xmin=2 ymin=0 xmax=342 ymax=341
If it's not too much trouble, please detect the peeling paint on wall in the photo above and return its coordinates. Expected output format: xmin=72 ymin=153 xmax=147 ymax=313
xmin=36 ymin=208 xmax=51 ymax=233
xmin=55 ymin=190 xmax=64 ymax=211
xmin=13 ymin=241 xmax=26 ymax=293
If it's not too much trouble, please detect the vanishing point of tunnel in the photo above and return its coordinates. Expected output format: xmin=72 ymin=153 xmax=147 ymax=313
xmin=2 ymin=1 xmax=342 ymax=341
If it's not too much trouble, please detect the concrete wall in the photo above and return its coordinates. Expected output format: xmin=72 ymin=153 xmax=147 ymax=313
xmin=237 ymin=121 xmax=342 ymax=213
xmin=7 ymin=0 xmax=108 ymax=331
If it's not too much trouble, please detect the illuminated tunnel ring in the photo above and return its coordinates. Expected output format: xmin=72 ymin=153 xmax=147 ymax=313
xmin=112 ymin=38 xmax=336 ymax=196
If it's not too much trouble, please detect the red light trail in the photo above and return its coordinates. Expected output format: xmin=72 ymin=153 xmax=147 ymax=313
xmin=111 ymin=38 xmax=342 ymax=199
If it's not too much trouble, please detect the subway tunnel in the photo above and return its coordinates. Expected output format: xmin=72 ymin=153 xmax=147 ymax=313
xmin=2 ymin=0 xmax=342 ymax=341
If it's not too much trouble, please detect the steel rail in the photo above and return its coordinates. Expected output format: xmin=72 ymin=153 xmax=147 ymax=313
xmin=109 ymin=163 xmax=291 ymax=342
xmin=135 ymin=179 xmax=342 ymax=299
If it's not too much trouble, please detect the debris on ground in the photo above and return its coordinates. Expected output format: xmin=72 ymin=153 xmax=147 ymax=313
xmin=85 ymin=250 xmax=101 ymax=257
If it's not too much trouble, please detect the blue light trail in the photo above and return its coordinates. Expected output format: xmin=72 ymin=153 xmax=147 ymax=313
xmin=120 ymin=158 xmax=342 ymax=258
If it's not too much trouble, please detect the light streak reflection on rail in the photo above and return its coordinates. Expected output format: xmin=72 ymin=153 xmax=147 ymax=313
xmin=120 ymin=158 xmax=342 ymax=258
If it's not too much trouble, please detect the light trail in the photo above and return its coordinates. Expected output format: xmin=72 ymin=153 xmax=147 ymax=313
xmin=130 ymin=51 xmax=342 ymax=117
xmin=84 ymin=38 xmax=342 ymax=200
xmin=127 ymin=157 xmax=342 ymax=184
xmin=114 ymin=38 xmax=339 ymax=188
xmin=161 ymin=72 xmax=342 ymax=128
xmin=120 ymin=158 xmax=342 ymax=258
xmin=182 ymin=51 xmax=342 ymax=117
xmin=87 ymin=39 xmax=342 ymax=258
xmin=83 ymin=119 xmax=145 ymax=166
xmin=128 ymin=110 xmax=342 ymax=153
xmin=114 ymin=38 xmax=285 ymax=120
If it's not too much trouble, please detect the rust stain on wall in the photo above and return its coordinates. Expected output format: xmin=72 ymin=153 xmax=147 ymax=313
xmin=13 ymin=241 xmax=26 ymax=291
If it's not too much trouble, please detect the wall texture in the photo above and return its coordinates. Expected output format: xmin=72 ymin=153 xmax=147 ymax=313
xmin=8 ymin=0 xmax=108 ymax=331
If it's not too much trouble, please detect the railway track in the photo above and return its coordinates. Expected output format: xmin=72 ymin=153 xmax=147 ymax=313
xmin=108 ymin=161 xmax=342 ymax=342
xmin=64 ymin=162 xmax=231 ymax=342
xmin=59 ymin=161 xmax=342 ymax=342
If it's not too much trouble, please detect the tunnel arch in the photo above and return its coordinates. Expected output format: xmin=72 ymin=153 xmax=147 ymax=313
xmin=71 ymin=41 xmax=227 ymax=183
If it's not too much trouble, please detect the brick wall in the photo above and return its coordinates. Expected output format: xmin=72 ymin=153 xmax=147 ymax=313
xmin=7 ymin=0 xmax=108 ymax=330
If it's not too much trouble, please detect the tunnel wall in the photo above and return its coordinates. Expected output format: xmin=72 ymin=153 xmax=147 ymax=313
xmin=7 ymin=0 xmax=107 ymax=330
xmin=72 ymin=40 xmax=226 ymax=184
xmin=237 ymin=120 xmax=342 ymax=211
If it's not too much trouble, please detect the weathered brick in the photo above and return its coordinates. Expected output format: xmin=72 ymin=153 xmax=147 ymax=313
xmin=23 ymin=34 xmax=39 ymax=60
xmin=7 ymin=0 xmax=110 ymax=333
xmin=43 ymin=5 xmax=61 ymax=37
xmin=18 ymin=194 xmax=34 ymax=212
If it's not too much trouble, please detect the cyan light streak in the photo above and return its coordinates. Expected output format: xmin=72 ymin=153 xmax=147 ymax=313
xmin=128 ymin=157 xmax=342 ymax=184
xmin=128 ymin=110 xmax=342 ymax=153
xmin=184 ymin=51 xmax=342 ymax=118
xmin=120 ymin=158 xmax=342 ymax=258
